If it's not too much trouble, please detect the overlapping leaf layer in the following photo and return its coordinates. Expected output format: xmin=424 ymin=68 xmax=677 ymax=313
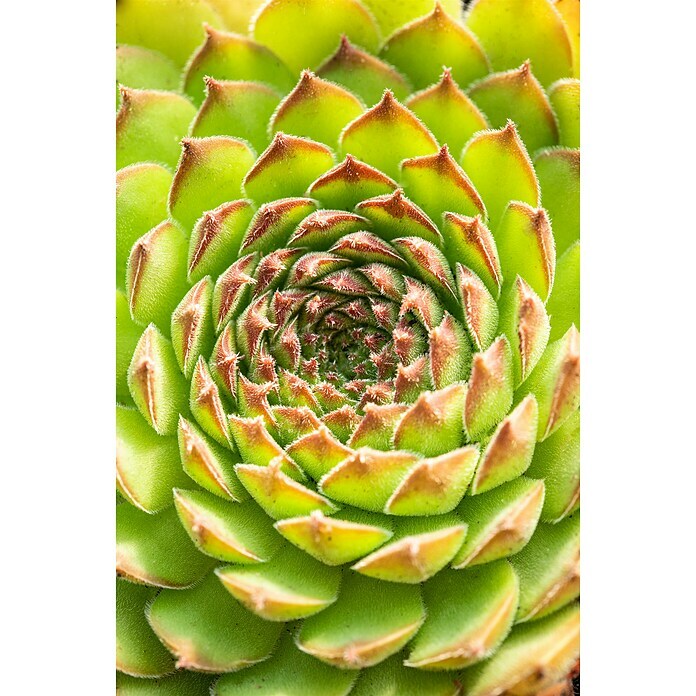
xmin=116 ymin=1 xmax=580 ymax=694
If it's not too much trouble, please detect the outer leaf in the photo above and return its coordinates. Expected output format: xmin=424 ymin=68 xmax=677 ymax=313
xmin=297 ymin=574 xmax=425 ymax=668
xmin=168 ymin=137 xmax=255 ymax=233
xmin=460 ymin=603 xmax=580 ymax=696
xmin=546 ymin=241 xmax=580 ymax=341
xmin=117 ymin=579 xmax=175 ymax=677
xmin=116 ymin=45 xmax=180 ymax=95
xmin=271 ymin=71 xmax=364 ymax=149
xmin=407 ymin=69 xmax=489 ymax=157
xmin=191 ymin=78 xmax=281 ymax=154
xmin=318 ymin=36 xmax=412 ymax=105
xmin=407 ymin=562 xmax=518 ymax=669
xmin=535 ymin=147 xmax=580 ymax=256
xmin=361 ymin=0 xmax=462 ymax=37
xmin=216 ymin=544 xmax=341 ymax=621
xmin=510 ymin=514 xmax=580 ymax=622
xmin=116 ymin=0 xmax=223 ymax=66
xmin=461 ymin=122 xmax=540 ymax=231
xmin=252 ymin=0 xmax=380 ymax=73
xmin=469 ymin=62 xmax=559 ymax=152
xmin=116 ymin=163 xmax=172 ymax=289
xmin=340 ymin=91 xmax=439 ymax=181
xmin=455 ymin=477 xmax=545 ymax=568
xmin=116 ymin=505 xmax=214 ymax=588
xmin=465 ymin=0 xmax=573 ymax=87
xmin=147 ymin=574 xmax=283 ymax=671
xmin=380 ymin=4 xmax=489 ymax=91
xmin=116 ymin=671 xmax=214 ymax=695
xmin=116 ymin=406 xmax=188 ymax=513
xmin=351 ymin=654 xmax=462 ymax=695
xmin=183 ymin=26 xmax=295 ymax=105
xmin=549 ymin=78 xmax=580 ymax=148
xmin=126 ymin=222 xmax=190 ymax=335
xmin=116 ymin=88 xmax=196 ymax=170
xmin=214 ymin=632 xmax=357 ymax=696
xmin=127 ymin=325 xmax=189 ymax=437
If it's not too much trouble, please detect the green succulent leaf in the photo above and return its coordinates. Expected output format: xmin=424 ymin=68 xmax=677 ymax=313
xmin=148 ymin=574 xmax=283 ymax=671
xmin=117 ymin=579 xmax=175 ymax=677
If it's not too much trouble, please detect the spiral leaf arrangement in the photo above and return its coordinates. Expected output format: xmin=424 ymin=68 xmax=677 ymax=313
xmin=116 ymin=1 xmax=580 ymax=694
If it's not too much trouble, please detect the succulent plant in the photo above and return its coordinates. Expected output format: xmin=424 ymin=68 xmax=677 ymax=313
xmin=116 ymin=0 xmax=580 ymax=694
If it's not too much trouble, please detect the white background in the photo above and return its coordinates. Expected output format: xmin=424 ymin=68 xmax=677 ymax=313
xmin=0 ymin=0 xmax=694 ymax=692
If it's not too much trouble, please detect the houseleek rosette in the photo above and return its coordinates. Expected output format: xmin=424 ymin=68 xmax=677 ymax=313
xmin=116 ymin=1 xmax=580 ymax=694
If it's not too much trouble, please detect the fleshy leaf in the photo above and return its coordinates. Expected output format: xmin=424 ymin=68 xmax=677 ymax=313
xmin=252 ymin=0 xmax=380 ymax=73
xmin=510 ymin=514 xmax=580 ymax=622
xmin=460 ymin=122 xmax=540 ymax=231
xmin=407 ymin=562 xmax=518 ymax=669
xmin=148 ymin=574 xmax=283 ymax=671
xmin=228 ymin=415 xmax=301 ymax=476
xmin=117 ymin=579 xmax=175 ymax=677
xmin=271 ymin=70 xmax=364 ymax=149
xmin=460 ymin=603 xmax=580 ymax=696
xmin=286 ymin=425 xmax=353 ymax=480
xmin=555 ymin=0 xmax=580 ymax=77
xmin=289 ymin=209 xmax=371 ymax=250
xmin=340 ymin=91 xmax=439 ymax=181
xmin=319 ymin=448 xmax=419 ymax=512
xmin=216 ymin=543 xmax=341 ymax=621
xmin=116 ymin=44 xmax=180 ymax=95
xmin=465 ymin=0 xmax=573 ymax=87
xmin=116 ymin=87 xmax=196 ymax=169
xmin=191 ymin=78 xmax=281 ymax=154
xmin=401 ymin=144 xmax=485 ymax=222
xmin=116 ymin=671 xmax=214 ymax=695
xmin=116 ymin=0 xmax=223 ymax=67
xmin=356 ymin=189 xmax=442 ymax=246
xmin=394 ymin=383 xmax=467 ymax=457
xmin=318 ymin=36 xmax=412 ymax=105
xmin=178 ymin=416 xmax=247 ymax=501
xmin=361 ymin=0 xmax=462 ymax=37
xmin=380 ymin=4 xmax=489 ymax=91
xmin=168 ymin=137 xmax=255 ymax=233
xmin=214 ymin=632 xmax=357 ymax=695
xmin=385 ymin=446 xmax=479 ymax=516
xmin=442 ymin=214 xmax=502 ymax=297
xmin=187 ymin=200 xmax=255 ymax=283
xmin=518 ymin=326 xmax=580 ymax=441
xmin=183 ymin=26 xmax=294 ymax=105
xmin=127 ymin=325 xmax=189 ymax=436
xmin=297 ymin=574 xmax=425 ymax=668
xmin=352 ymin=654 xmax=462 ymax=695
xmin=464 ymin=336 xmax=514 ymax=440
xmin=116 ymin=505 xmax=214 ymax=588
xmin=347 ymin=404 xmax=406 ymax=450
xmin=534 ymin=147 xmax=580 ymax=256
xmin=275 ymin=509 xmax=393 ymax=566
xmin=498 ymin=276 xmax=551 ymax=384
xmin=211 ymin=253 xmax=259 ymax=331
xmin=549 ymin=78 xmax=580 ymax=148
xmin=470 ymin=395 xmax=538 ymax=495
xmin=116 ymin=406 xmax=188 ymax=513
xmin=174 ymin=489 xmax=281 ymax=563
xmin=351 ymin=515 xmax=467 ymax=583
xmin=406 ymin=69 xmax=489 ymax=157
xmin=236 ymin=460 xmax=337 ymax=520
xmin=526 ymin=411 xmax=580 ymax=523
xmin=456 ymin=263 xmax=499 ymax=351
xmin=455 ymin=477 xmax=545 ymax=568
xmin=429 ymin=313 xmax=472 ymax=389
xmin=126 ymin=221 xmax=190 ymax=335
xmin=469 ymin=62 xmax=559 ymax=152
xmin=496 ymin=202 xmax=555 ymax=301
xmin=244 ymin=133 xmax=334 ymax=204
xmin=116 ymin=163 xmax=172 ymax=290
xmin=117 ymin=291 xmax=142 ymax=405
xmin=190 ymin=356 xmax=232 ymax=447
xmin=546 ymin=242 xmax=580 ymax=341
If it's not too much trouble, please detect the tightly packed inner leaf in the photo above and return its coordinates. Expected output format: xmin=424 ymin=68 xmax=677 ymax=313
xmin=116 ymin=1 xmax=580 ymax=694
